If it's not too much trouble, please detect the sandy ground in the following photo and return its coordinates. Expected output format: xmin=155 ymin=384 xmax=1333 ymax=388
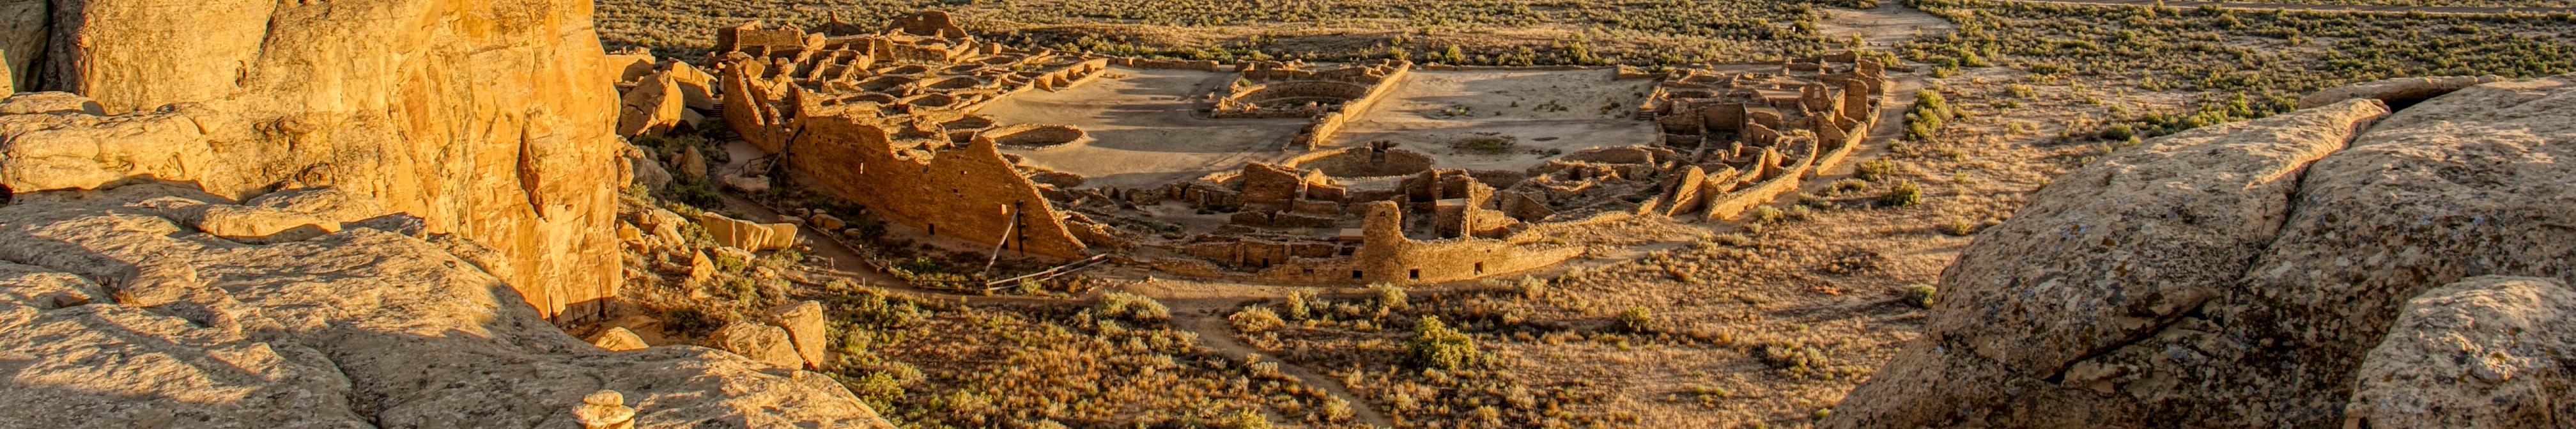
xmin=1325 ymin=69 xmax=1663 ymax=171
xmin=977 ymin=66 xmax=1313 ymax=189
xmin=1817 ymin=3 xmax=1959 ymax=50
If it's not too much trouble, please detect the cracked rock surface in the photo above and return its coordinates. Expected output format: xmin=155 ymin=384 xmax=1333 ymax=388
xmin=1829 ymin=74 xmax=2576 ymax=428
xmin=0 ymin=183 xmax=892 ymax=429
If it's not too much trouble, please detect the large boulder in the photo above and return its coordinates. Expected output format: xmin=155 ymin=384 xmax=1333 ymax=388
xmin=707 ymin=322 xmax=803 ymax=368
xmin=1832 ymin=75 xmax=2576 ymax=428
xmin=618 ymin=71 xmax=686 ymax=137
xmin=767 ymin=300 xmax=829 ymax=370
xmin=2343 ymin=276 xmax=2576 ymax=429
xmin=697 ymin=212 xmax=796 ymax=252
xmin=0 ymin=183 xmax=893 ymax=428
xmin=6 ymin=0 xmax=628 ymax=322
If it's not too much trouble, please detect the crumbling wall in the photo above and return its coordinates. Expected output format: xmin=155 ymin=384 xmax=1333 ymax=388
xmin=784 ymin=115 xmax=1088 ymax=259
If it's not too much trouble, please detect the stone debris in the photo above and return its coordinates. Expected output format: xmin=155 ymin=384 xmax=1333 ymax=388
xmin=697 ymin=212 xmax=796 ymax=252
xmin=708 ymin=322 xmax=803 ymax=368
xmin=590 ymin=327 xmax=651 ymax=352
xmin=575 ymin=390 xmax=638 ymax=429
xmin=767 ymin=300 xmax=830 ymax=370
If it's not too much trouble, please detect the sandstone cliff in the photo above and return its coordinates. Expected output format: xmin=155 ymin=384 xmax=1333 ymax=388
xmin=1 ymin=0 xmax=624 ymax=321
xmin=0 ymin=183 xmax=893 ymax=428
xmin=1830 ymin=75 xmax=2576 ymax=428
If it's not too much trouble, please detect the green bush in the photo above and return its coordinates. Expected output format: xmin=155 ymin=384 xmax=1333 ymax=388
xmin=1617 ymin=306 xmax=1656 ymax=333
xmin=1854 ymin=159 xmax=1899 ymax=182
xmin=1903 ymin=284 xmax=1938 ymax=309
xmin=1407 ymin=316 xmax=1480 ymax=371
xmin=1879 ymin=180 xmax=1923 ymax=207
xmin=1371 ymin=283 xmax=1409 ymax=311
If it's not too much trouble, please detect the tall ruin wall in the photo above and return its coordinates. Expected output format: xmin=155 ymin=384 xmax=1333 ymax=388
xmin=785 ymin=116 xmax=1089 ymax=259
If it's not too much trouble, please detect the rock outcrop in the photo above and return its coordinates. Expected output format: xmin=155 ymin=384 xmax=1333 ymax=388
xmin=3 ymin=0 xmax=626 ymax=322
xmin=2343 ymin=276 xmax=2576 ymax=429
xmin=1831 ymin=75 xmax=2576 ymax=428
xmin=0 ymin=183 xmax=892 ymax=428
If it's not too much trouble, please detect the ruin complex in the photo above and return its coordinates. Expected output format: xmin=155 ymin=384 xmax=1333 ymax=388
xmin=711 ymin=12 xmax=1892 ymax=285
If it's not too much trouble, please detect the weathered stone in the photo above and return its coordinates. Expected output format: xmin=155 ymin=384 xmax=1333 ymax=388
xmin=767 ymin=300 xmax=828 ymax=369
xmin=666 ymin=61 xmax=717 ymax=111
xmin=626 ymin=144 xmax=673 ymax=192
xmin=575 ymin=390 xmax=638 ymax=429
xmin=698 ymin=212 xmax=795 ymax=252
xmin=0 ymin=91 xmax=95 ymax=116
xmin=246 ymin=187 xmax=390 ymax=224
xmin=10 ymin=0 xmax=628 ymax=322
xmin=641 ymin=208 xmax=686 ymax=242
xmin=619 ymin=71 xmax=686 ymax=137
xmin=192 ymin=205 xmax=346 ymax=244
xmin=721 ymin=173 xmax=770 ymax=193
xmin=676 ymin=145 xmax=709 ymax=180
xmin=687 ymin=251 xmax=717 ymax=285
xmin=707 ymin=322 xmax=802 ymax=368
xmin=589 ymin=327 xmax=649 ymax=352
xmin=2343 ymin=276 xmax=2576 ymax=429
xmin=1832 ymin=75 xmax=2576 ymax=428
xmin=0 ymin=184 xmax=893 ymax=428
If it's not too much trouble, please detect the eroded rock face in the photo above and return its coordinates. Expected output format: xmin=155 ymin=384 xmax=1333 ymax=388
xmin=0 ymin=184 xmax=892 ymax=428
xmin=1831 ymin=75 xmax=2576 ymax=428
xmin=2344 ymin=276 xmax=2576 ymax=429
xmin=6 ymin=0 xmax=625 ymax=322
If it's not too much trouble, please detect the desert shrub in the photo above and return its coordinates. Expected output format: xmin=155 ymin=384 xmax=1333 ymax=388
xmin=1407 ymin=316 xmax=1480 ymax=371
xmin=1711 ymin=233 xmax=1754 ymax=247
xmin=1616 ymin=306 xmax=1656 ymax=333
xmin=1879 ymin=180 xmax=1924 ymax=207
xmin=1854 ymin=159 xmax=1899 ymax=182
xmin=1903 ymin=90 xmax=1954 ymax=141
xmin=1095 ymin=292 xmax=1171 ymax=323
xmin=1370 ymin=283 xmax=1409 ymax=311
xmin=1941 ymin=217 xmax=1980 ymax=236
xmin=1458 ymin=137 xmax=1514 ymax=154
xmin=1230 ymin=305 xmax=1286 ymax=334
xmin=1283 ymin=290 xmax=1316 ymax=320
xmin=660 ymin=306 xmax=723 ymax=337
xmin=1515 ymin=276 xmax=1548 ymax=300
xmin=1830 ymin=178 xmax=1872 ymax=194
xmin=1221 ymin=408 xmax=1272 ymax=429
xmin=1750 ymin=205 xmax=1785 ymax=224
xmin=1904 ymin=284 xmax=1939 ymax=309
xmin=1758 ymin=341 xmax=1832 ymax=377
xmin=842 ymin=371 xmax=906 ymax=412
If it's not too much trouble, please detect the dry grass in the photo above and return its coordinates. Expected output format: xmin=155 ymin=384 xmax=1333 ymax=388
xmin=594 ymin=0 xmax=1855 ymax=64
